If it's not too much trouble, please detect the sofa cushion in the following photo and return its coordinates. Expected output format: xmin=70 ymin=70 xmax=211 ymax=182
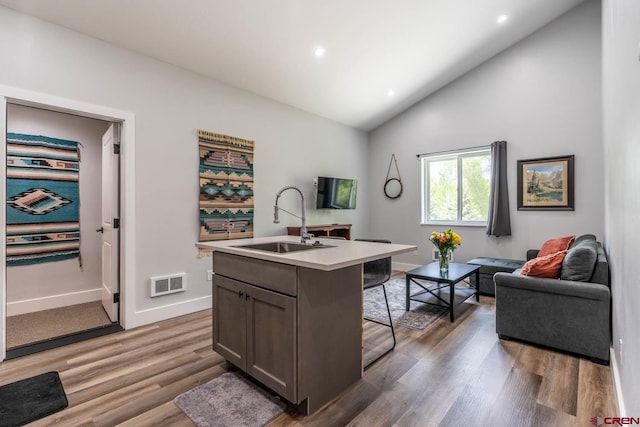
xmin=468 ymin=257 xmax=526 ymax=296
xmin=561 ymin=239 xmax=598 ymax=281
xmin=538 ymin=235 xmax=576 ymax=257
xmin=570 ymin=234 xmax=596 ymax=248
xmin=520 ymin=250 xmax=568 ymax=278
xmin=468 ymin=257 xmax=525 ymax=275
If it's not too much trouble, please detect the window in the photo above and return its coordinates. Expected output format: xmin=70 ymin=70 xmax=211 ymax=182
xmin=420 ymin=147 xmax=491 ymax=225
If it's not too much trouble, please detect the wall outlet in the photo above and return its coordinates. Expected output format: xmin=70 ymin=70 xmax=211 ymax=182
xmin=432 ymin=249 xmax=454 ymax=262
xmin=207 ymin=270 xmax=213 ymax=281
xmin=619 ymin=338 xmax=623 ymax=364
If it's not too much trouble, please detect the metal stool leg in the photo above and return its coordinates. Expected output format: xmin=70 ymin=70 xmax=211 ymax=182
xmin=364 ymin=283 xmax=396 ymax=370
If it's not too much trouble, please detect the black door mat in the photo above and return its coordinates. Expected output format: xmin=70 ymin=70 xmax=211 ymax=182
xmin=0 ymin=371 xmax=68 ymax=427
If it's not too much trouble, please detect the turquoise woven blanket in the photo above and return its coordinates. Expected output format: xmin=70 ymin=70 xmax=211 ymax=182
xmin=6 ymin=133 xmax=80 ymax=266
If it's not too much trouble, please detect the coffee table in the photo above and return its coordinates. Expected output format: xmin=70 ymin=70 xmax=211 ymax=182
xmin=405 ymin=262 xmax=481 ymax=322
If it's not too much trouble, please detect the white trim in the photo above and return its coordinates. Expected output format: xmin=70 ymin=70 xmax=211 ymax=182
xmin=417 ymin=145 xmax=491 ymax=159
xmin=610 ymin=347 xmax=627 ymax=416
xmin=6 ymin=289 xmax=102 ymax=316
xmin=132 ymin=296 xmax=212 ymax=327
xmin=420 ymin=147 xmax=492 ymax=225
xmin=0 ymin=97 xmax=6 ymax=361
xmin=0 ymin=84 xmax=136 ymax=360
xmin=420 ymin=222 xmax=487 ymax=228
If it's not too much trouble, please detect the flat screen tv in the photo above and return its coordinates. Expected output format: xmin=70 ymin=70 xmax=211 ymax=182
xmin=316 ymin=176 xmax=358 ymax=209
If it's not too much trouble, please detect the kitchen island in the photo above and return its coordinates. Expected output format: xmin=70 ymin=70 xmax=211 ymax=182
xmin=196 ymin=235 xmax=416 ymax=415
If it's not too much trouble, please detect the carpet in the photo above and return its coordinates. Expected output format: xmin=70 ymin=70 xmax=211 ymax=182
xmin=174 ymin=372 xmax=286 ymax=427
xmin=6 ymin=301 xmax=112 ymax=348
xmin=364 ymin=278 xmax=447 ymax=330
xmin=6 ymin=133 xmax=80 ymax=266
xmin=0 ymin=371 xmax=68 ymax=427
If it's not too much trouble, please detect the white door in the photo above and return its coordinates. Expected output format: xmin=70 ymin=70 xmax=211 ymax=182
xmin=101 ymin=123 xmax=120 ymax=322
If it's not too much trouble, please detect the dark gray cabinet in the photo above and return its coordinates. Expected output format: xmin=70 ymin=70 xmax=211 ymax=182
xmin=213 ymin=260 xmax=296 ymax=402
xmin=245 ymin=282 xmax=296 ymax=400
xmin=213 ymin=275 xmax=246 ymax=368
xmin=213 ymin=251 xmax=363 ymax=415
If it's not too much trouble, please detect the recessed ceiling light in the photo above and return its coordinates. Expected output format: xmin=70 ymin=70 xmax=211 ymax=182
xmin=387 ymin=90 xmax=395 ymax=97
xmin=497 ymin=14 xmax=509 ymax=24
xmin=314 ymin=46 xmax=325 ymax=58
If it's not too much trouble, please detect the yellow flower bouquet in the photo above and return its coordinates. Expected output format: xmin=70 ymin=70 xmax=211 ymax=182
xmin=429 ymin=229 xmax=461 ymax=273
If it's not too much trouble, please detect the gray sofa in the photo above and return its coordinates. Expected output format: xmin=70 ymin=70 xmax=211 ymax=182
xmin=494 ymin=234 xmax=610 ymax=364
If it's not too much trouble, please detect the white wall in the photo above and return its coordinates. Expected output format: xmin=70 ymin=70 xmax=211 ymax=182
xmin=0 ymin=7 xmax=369 ymax=329
xmin=5 ymin=104 xmax=108 ymax=315
xmin=603 ymin=0 xmax=640 ymax=415
xmin=368 ymin=0 xmax=603 ymax=266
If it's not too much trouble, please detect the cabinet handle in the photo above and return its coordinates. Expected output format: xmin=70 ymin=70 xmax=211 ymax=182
xmin=245 ymin=294 xmax=250 ymax=300
xmin=238 ymin=291 xmax=244 ymax=298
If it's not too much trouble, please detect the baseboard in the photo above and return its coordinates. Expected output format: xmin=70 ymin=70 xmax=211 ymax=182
xmin=392 ymin=262 xmax=421 ymax=272
xmin=6 ymin=288 xmax=102 ymax=316
xmin=131 ymin=295 xmax=212 ymax=329
xmin=610 ymin=347 xmax=627 ymax=416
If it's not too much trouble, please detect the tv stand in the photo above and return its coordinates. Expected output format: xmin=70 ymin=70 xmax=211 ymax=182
xmin=287 ymin=224 xmax=352 ymax=240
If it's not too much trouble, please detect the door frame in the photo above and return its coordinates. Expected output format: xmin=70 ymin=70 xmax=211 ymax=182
xmin=0 ymin=85 xmax=136 ymax=360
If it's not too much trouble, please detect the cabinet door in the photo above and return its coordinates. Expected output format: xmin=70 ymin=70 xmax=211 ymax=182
xmin=213 ymin=275 xmax=247 ymax=369
xmin=245 ymin=284 xmax=297 ymax=402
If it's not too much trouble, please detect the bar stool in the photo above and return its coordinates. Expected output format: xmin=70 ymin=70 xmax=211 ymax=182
xmin=356 ymin=238 xmax=395 ymax=369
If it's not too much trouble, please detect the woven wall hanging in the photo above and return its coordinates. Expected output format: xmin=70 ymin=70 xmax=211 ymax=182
xmin=198 ymin=130 xmax=254 ymax=241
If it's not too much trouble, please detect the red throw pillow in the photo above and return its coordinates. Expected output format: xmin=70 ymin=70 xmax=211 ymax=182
xmin=538 ymin=235 xmax=576 ymax=257
xmin=520 ymin=250 xmax=568 ymax=278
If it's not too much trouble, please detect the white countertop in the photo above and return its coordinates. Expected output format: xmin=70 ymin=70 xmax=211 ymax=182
xmin=196 ymin=235 xmax=417 ymax=271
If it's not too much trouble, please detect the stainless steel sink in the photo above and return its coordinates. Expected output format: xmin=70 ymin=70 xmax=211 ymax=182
xmin=233 ymin=241 xmax=333 ymax=253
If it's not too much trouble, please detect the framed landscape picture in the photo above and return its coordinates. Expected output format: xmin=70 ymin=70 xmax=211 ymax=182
xmin=517 ymin=155 xmax=574 ymax=211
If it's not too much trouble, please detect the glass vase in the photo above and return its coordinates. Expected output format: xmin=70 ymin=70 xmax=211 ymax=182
xmin=439 ymin=250 xmax=449 ymax=275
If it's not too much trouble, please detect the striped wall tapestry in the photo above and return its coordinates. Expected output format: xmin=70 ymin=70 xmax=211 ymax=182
xmin=199 ymin=130 xmax=254 ymax=241
xmin=6 ymin=133 xmax=81 ymax=266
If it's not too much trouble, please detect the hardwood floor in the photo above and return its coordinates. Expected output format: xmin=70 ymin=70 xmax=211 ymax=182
xmin=0 ymin=289 xmax=617 ymax=426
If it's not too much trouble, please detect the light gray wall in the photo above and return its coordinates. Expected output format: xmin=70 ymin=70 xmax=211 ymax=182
xmin=6 ymin=104 xmax=108 ymax=314
xmin=0 ymin=7 xmax=368 ymax=325
xmin=368 ymin=0 xmax=603 ymax=266
xmin=603 ymin=0 xmax=640 ymax=415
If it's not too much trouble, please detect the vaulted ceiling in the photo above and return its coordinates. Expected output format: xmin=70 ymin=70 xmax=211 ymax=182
xmin=0 ymin=0 xmax=586 ymax=130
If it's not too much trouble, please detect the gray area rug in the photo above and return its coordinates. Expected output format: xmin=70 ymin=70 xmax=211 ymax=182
xmin=364 ymin=277 xmax=447 ymax=330
xmin=174 ymin=372 xmax=286 ymax=427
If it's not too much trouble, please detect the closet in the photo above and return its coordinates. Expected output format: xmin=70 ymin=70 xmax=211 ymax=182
xmin=5 ymin=104 xmax=119 ymax=357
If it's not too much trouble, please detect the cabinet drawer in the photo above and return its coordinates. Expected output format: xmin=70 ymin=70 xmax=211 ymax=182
xmin=213 ymin=252 xmax=297 ymax=296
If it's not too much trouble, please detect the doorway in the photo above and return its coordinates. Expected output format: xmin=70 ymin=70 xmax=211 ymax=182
xmin=4 ymin=104 xmax=122 ymax=358
xmin=0 ymin=87 xmax=136 ymax=361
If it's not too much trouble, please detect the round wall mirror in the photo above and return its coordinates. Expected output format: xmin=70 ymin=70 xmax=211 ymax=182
xmin=384 ymin=178 xmax=402 ymax=199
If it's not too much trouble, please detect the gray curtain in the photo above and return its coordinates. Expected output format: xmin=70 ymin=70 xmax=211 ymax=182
xmin=486 ymin=140 xmax=511 ymax=236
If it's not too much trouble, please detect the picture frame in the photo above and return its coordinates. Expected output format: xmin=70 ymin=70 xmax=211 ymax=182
xmin=517 ymin=155 xmax=574 ymax=211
